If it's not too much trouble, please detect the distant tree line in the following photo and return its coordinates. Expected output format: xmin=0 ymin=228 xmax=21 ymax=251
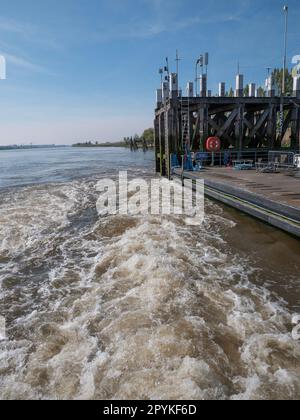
xmin=123 ymin=128 xmax=154 ymax=148
xmin=72 ymin=128 xmax=155 ymax=149
xmin=73 ymin=141 xmax=125 ymax=148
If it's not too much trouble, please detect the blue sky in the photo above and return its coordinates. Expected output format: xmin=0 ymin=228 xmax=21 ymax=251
xmin=0 ymin=0 xmax=300 ymax=145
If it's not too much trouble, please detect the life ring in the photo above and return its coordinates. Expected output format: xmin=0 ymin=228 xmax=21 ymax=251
xmin=205 ymin=137 xmax=221 ymax=152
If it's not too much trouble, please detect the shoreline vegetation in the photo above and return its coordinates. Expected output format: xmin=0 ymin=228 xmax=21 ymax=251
xmin=0 ymin=144 xmax=66 ymax=151
xmin=0 ymin=128 xmax=155 ymax=151
xmin=72 ymin=141 xmax=126 ymax=148
xmin=72 ymin=128 xmax=155 ymax=149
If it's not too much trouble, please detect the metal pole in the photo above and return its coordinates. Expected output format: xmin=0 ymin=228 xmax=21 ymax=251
xmin=195 ymin=56 xmax=203 ymax=97
xmin=282 ymin=5 xmax=289 ymax=95
xmin=159 ymin=68 xmax=163 ymax=86
xmin=175 ymin=50 xmax=181 ymax=81
xmin=195 ymin=60 xmax=199 ymax=97
xmin=280 ymin=6 xmax=289 ymax=139
xmin=165 ymin=57 xmax=169 ymax=80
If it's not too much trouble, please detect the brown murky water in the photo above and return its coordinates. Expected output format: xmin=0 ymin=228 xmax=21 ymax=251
xmin=0 ymin=149 xmax=300 ymax=400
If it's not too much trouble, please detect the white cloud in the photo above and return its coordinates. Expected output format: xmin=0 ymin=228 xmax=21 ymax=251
xmin=0 ymin=18 xmax=34 ymax=35
xmin=0 ymin=16 xmax=62 ymax=54
xmin=94 ymin=11 xmax=241 ymax=42
xmin=4 ymin=53 xmax=47 ymax=73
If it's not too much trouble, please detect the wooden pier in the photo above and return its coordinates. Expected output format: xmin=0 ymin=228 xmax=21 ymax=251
xmin=154 ymin=93 xmax=300 ymax=237
xmin=154 ymin=96 xmax=300 ymax=179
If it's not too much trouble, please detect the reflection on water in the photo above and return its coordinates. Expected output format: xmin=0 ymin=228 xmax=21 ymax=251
xmin=0 ymin=148 xmax=300 ymax=400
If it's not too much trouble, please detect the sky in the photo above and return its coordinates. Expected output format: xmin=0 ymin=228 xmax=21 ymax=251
xmin=0 ymin=0 xmax=300 ymax=145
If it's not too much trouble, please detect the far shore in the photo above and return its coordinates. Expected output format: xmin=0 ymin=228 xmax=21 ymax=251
xmin=72 ymin=142 xmax=127 ymax=148
xmin=0 ymin=145 xmax=67 ymax=151
xmin=73 ymin=142 xmax=154 ymax=149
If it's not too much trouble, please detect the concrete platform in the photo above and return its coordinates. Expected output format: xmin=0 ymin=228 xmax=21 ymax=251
xmin=173 ymin=167 xmax=300 ymax=238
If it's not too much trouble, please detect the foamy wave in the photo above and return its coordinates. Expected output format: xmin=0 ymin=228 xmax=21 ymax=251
xmin=0 ymin=179 xmax=299 ymax=400
xmin=0 ymin=182 xmax=94 ymax=259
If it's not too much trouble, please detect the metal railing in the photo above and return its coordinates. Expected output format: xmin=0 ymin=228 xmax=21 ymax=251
xmin=171 ymin=150 xmax=299 ymax=173
xmin=268 ymin=151 xmax=296 ymax=169
xmin=192 ymin=150 xmax=270 ymax=167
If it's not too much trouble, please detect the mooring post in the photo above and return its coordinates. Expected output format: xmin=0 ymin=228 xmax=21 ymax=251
xmin=154 ymin=116 xmax=160 ymax=173
xmin=165 ymin=109 xmax=171 ymax=179
xmin=160 ymin=112 xmax=166 ymax=176
xmin=199 ymin=103 xmax=208 ymax=151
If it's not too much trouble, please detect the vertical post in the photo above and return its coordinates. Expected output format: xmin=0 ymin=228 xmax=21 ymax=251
xmin=175 ymin=50 xmax=181 ymax=89
xmin=195 ymin=60 xmax=199 ymax=97
xmin=291 ymin=105 xmax=300 ymax=151
xmin=248 ymin=110 xmax=255 ymax=146
xmin=235 ymin=103 xmax=244 ymax=155
xmin=219 ymin=82 xmax=226 ymax=97
xmin=188 ymin=105 xmax=193 ymax=150
xmin=281 ymin=6 xmax=289 ymax=139
xmin=266 ymin=75 xmax=275 ymax=97
xmin=235 ymin=74 xmax=244 ymax=98
xmin=297 ymin=107 xmax=300 ymax=153
xmin=282 ymin=6 xmax=289 ymax=96
xmin=165 ymin=101 xmax=179 ymax=179
xmin=267 ymin=104 xmax=276 ymax=149
xmin=156 ymin=89 xmax=162 ymax=108
xmin=160 ymin=112 xmax=165 ymax=176
xmin=293 ymin=77 xmax=300 ymax=98
xmin=164 ymin=109 xmax=169 ymax=178
xmin=154 ymin=116 xmax=160 ymax=173
xmin=200 ymin=75 xmax=207 ymax=97
xmin=280 ymin=96 xmax=284 ymax=141
xmin=249 ymin=83 xmax=256 ymax=97
xmin=199 ymin=103 xmax=208 ymax=151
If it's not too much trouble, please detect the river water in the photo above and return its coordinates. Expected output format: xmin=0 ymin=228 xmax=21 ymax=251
xmin=0 ymin=147 xmax=300 ymax=400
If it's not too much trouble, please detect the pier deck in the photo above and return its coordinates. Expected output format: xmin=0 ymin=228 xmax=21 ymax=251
xmin=173 ymin=167 xmax=300 ymax=238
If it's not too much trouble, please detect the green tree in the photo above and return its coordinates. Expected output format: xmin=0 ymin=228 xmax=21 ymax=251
xmin=142 ymin=128 xmax=154 ymax=145
xmin=257 ymin=87 xmax=265 ymax=97
xmin=244 ymin=84 xmax=249 ymax=97
xmin=272 ymin=68 xmax=293 ymax=95
xmin=227 ymin=87 xmax=234 ymax=97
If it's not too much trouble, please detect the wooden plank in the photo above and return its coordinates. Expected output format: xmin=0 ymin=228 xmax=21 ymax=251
xmin=216 ymin=108 xmax=239 ymax=138
xmin=249 ymin=108 xmax=270 ymax=137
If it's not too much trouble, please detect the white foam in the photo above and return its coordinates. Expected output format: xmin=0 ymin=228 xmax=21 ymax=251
xmin=1 ymin=178 xmax=300 ymax=400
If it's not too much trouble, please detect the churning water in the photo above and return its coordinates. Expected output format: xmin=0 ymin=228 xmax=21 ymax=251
xmin=0 ymin=147 xmax=300 ymax=400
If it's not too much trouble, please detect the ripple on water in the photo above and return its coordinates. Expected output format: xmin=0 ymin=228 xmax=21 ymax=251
xmin=0 ymin=178 xmax=300 ymax=400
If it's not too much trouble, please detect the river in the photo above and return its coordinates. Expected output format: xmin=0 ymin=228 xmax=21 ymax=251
xmin=0 ymin=147 xmax=299 ymax=400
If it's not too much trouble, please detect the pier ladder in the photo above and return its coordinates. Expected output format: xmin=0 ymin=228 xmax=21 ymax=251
xmin=180 ymin=97 xmax=191 ymax=150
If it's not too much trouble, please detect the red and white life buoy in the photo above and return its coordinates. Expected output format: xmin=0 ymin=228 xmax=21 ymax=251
xmin=205 ymin=137 xmax=221 ymax=152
